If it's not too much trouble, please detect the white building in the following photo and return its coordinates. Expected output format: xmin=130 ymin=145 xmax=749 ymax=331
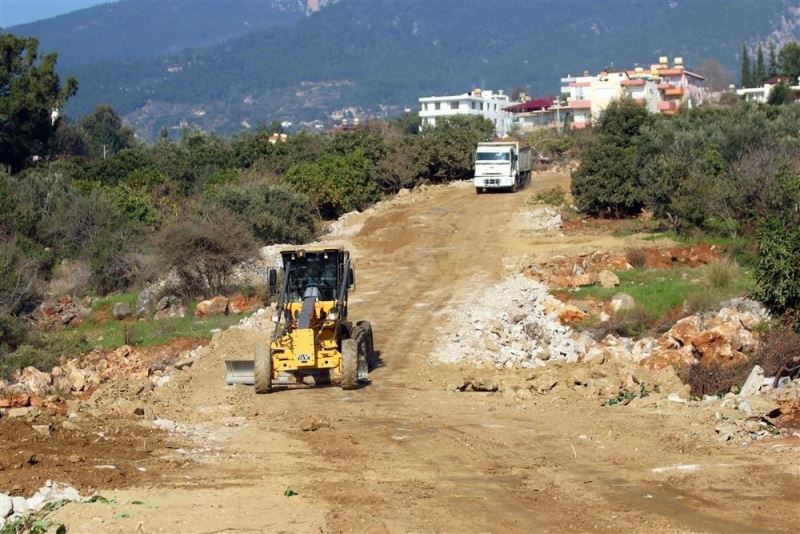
xmin=419 ymin=89 xmax=514 ymax=137
xmin=736 ymin=76 xmax=800 ymax=103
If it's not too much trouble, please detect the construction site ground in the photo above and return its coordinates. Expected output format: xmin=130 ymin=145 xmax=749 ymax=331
xmin=14 ymin=172 xmax=798 ymax=532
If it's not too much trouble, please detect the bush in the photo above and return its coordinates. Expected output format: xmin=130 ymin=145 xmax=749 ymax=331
xmin=285 ymin=150 xmax=380 ymax=218
xmin=0 ymin=314 xmax=27 ymax=353
xmin=571 ymin=99 xmax=652 ymax=217
xmin=209 ymin=182 xmax=317 ymax=244
xmin=0 ymin=344 xmax=60 ymax=381
xmin=701 ymin=258 xmax=741 ymax=291
xmin=679 ymin=360 xmax=752 ymax=398
xmin=531 ymin=186 xmax=566 ymax=206
xmin=756 ymin=217 xmax=800 ymax=315
xmin=625 ymin=248 xmax=647 ymax=268
xmin=154 ymin=210 xmax=259 ymax=297
xmin=0 ymin=240 xmax=38 ymax=315
xmin=755 ymin=323 xmax=800 ymax=376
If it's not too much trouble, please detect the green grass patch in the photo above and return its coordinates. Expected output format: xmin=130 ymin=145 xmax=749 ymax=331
xmin=89 ymin=291 xmax=139 ymax=311
xmin=565 ymin=267 xmax=754 ymax=320
xmin=71 ymin=312 xmax=242 ymax=350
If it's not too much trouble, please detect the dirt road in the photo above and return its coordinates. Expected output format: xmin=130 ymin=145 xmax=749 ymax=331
xmin=53 ymin=173 xmax=799 ymax=533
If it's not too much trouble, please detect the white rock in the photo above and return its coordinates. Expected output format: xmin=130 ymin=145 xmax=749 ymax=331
xmin=667 ymin=393 xmax=687 ymax=403
xmin=11 ymin=496 xmax=29 ymax=514
xmin=0 ymin=494 xmax=12 ymax=518
xmin=611 ymin=293 xmax=636 ymax=313
xmin=738 ymin=401 xmax=753 ymax=415
xmin=739 ymin=365 xmax=764 ymax=397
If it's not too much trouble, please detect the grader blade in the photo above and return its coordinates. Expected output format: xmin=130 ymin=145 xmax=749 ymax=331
xmin=225 ymin=360 xmax=255 ymax=385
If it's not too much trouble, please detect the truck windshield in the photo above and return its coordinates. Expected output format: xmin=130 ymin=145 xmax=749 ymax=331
xmin=476 ymin=152 xmax=511 ymax=162
xmin=284 ymin=253 xmax=339 ymax=301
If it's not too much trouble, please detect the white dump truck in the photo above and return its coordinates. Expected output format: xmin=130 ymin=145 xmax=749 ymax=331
xmin=473 ymin=141 xmax=532 ymax=193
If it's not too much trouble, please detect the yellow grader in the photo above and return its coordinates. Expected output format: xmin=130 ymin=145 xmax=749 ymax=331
xmin=225 ymin=247 xmax=374 ymax=392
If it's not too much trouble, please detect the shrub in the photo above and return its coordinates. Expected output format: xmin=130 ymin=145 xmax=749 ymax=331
xmin=531 ymin=186 xmax=566 ymax=206
xmin=571 ymin=99 xmax=652 ymax=217
xmin=754 ymin=323 xmax=800 ymax=377
xmin=0 ymin=240 xmax=38 ymax=315
xmin=0 ymin=314 xmax=27 ymax=353
xmin=209 ymin=182 xmax=317 ymax=244
xmin=0 ymin=344 xmax=60 ymax=381
xmin=625 ymin=248 xmax=647 ymax=268
xmin=701 ymin=258 xmax=741 ymax=291
xmin=153 ymin=210 xmax=259 ymax=297
xmin=756 ymin=217 xmax=800 ymax=315
xmin=678 ymin=360 xmax=752 ymax=398
xmin=285 ymin=150 xmax=380 ymax=218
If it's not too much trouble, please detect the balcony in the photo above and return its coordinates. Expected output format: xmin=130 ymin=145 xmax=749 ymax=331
xmin=665 ymin=86 xmax=684 ymax=97
xmin=657 ymin=101 xmax=678 ymax=113
xmin=569 ymin=99 xmax=591 ymax=110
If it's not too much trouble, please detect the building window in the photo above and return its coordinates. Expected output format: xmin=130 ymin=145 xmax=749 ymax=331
xmin=471 ymin=102 xmax=476 ymax=110
xmin=450 ymin=102 xmax=458 ymax=110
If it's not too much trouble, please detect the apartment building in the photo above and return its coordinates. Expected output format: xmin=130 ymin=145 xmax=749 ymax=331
xmin=560 ymin=57 xmax=707 ymax=128
xmin=419 ymin=88 xmax=514 ymax=137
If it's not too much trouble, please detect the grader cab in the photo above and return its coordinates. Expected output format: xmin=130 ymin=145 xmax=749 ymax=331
xmin=225 ymin=247 xmax=374 ymax=393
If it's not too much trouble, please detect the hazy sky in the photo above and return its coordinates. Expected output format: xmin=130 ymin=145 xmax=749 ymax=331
xmin=1 ymin=0 xmax=117 ymax=27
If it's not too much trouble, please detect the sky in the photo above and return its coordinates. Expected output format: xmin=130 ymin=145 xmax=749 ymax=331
xmin=1 ymin=0 xmax=117 ymax=27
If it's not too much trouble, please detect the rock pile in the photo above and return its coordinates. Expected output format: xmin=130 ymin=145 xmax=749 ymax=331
xmin=30 ymin=296 xmax=92 ymax=329
xmin=519 ymin=206 xmax=562 ymax=231
xmin=578 ymin=298 xmax=770 ymax=372
xmin=433 ymin=275 xmax=591 ymax=368
xmin=0 ymin=481 xmax=81 ymax=529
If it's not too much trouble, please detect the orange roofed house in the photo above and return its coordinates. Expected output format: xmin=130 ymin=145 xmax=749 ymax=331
xmin=560 ymin=57 xmax=707 ymax=129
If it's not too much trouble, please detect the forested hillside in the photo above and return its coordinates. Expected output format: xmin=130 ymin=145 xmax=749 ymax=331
xmin=7 ymin=0 xmax=321 ymax=67
xmin=13 ymin=0 xmax=797 ymax=138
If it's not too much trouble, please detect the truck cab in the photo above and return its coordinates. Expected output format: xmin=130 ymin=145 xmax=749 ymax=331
xmin=474 ymin=142 xmax=531 ymax=193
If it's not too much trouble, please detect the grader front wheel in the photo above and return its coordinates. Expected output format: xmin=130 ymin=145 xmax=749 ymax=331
xmin=341 ymin=338 xmax=358 ymax=390
xmin=254 ymin=342 xmax=272 ymax=394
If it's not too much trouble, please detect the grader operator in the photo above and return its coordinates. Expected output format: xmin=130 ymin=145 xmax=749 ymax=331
xmin=225 ymin=247 xmax=374 ymax=393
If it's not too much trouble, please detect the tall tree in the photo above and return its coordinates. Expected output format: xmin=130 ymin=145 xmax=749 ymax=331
xmin=779 ymin=41 xmax=800 ymax=81
xmin=741 ymin=44 xmax=752 ymax=87
xmin=755 ymin=43 xmax=766 ymax=84
xmin=0 ymin=33 xmax=77 ymax=173
xmin=79 ymin=105 xmax=136 ymax=159
xmin=768 ymin=41 xmax=778 ymax=78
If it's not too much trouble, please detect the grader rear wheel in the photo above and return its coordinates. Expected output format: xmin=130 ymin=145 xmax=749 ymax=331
xmin=254 ymin=342 xmax=272 ymax=394
xmin=341 ymin=338 xmax=358 ymax=390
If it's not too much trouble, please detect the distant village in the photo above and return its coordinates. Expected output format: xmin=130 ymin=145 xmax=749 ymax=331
xmin=416 ymin=55 xmax=800 ymax=138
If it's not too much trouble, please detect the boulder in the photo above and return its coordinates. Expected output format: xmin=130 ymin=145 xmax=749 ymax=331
xmin=18 ymin=367 xmax=52 ymax=397
xmin=228 ymin=294 xmax=254 ymax=315
xmin=739 ymin=365 xmax=765 ymax=397
xmin=557 ymin=304 xmax=587 ymax=326
xmin=153 ymin=305 xmax=187 ymax=321
xmin=112 ymin=301 xmax=132 ymax=320
xmin=195 ymin=296 xmax=229 ymax=318
xmin=597 ymin=270 xmax=620 ymax=288
xmin=610 ymin=293 xmax=636 ymax=313
xmin=663 ymin=316 xmax=702 ymax=347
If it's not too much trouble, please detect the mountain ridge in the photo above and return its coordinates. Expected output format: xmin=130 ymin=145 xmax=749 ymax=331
xmin=13 ymin=0 xmax=795 ymax=138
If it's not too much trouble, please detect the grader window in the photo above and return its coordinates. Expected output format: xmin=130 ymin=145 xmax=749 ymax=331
xmin=285 ymin=252 xmax=339 ymax=301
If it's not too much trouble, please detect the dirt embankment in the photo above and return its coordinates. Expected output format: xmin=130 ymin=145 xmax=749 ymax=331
xmin=4 ymin=172 xmax=799 ymax=533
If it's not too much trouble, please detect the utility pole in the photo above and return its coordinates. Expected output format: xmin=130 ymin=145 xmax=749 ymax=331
xmin=102 ymin=144 xmax=107 ymax=160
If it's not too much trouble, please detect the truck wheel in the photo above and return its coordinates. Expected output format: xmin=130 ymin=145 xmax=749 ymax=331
xmin=475 ymin=188 xmax=484 ymax=195
xmin=341 ymin=338 xmax=358 ymax=390
xmin=254 ymin=342 xmax=272 ymax=394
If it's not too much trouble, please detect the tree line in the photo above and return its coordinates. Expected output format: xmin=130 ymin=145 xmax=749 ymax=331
xmin=740 ymin=41 xmax=800 ymax=88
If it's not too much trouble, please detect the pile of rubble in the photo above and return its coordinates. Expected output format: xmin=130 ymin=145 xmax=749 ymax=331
xmin=30 ymin=295 xmax=93 ymax=329
xmin=0 ymin=340 xmax=203 ymax=411
xmin=523 ymin=245 xmax=718 ymax=288
xmin=581 ymin=298 xmax=770 ymax=370
xmin=433 ymin=275 xmax=591 ymax=368
xmin=0 ymin=481 xmax=81 ymax=529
